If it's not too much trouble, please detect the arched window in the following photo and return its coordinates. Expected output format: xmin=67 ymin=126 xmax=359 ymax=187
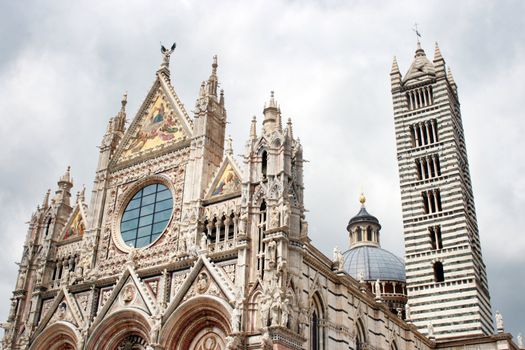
xmin=261 ymin=151 xmax=268 ymax=179
xmin=355 ymin=318 xmax=367 ymax=350
xmin=366 ymin=226 xmax=372 ymax=241
xmin=356 ymin=227 xmax=362 ymax=241
xmin=310 ymin=293 xmax=324 ymax=350
xmin=258 ymin=201 xmax=267 ymax=273
xmin=44 ymin=217 xmax=52 ymax=238
xmin=311 ymin=311 xmax=319 ymax=350
xmin=434 ymin=261 xmax=445 ymax=282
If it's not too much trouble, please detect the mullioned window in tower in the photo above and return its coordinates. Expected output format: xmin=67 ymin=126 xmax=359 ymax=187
xmin=409 ymin=119 xmax=439 ymax=148
xmin=415 ymin=154 xmax=442 ymax=180
xmin=406 ymin=85 xmax=433 ymax=110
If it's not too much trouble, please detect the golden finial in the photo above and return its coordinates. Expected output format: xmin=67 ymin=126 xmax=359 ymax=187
xmin=359 ymin=193 xmax=366 ymax=206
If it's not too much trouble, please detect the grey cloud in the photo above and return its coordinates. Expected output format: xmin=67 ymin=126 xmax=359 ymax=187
xmin=0 ymin=0 xmax=524 ymax=339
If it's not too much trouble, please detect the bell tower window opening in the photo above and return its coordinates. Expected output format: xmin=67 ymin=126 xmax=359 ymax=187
xmin=429 ymin=225 xmax=443 ymax=250
xmin=433 ymin=261 xmax=445 ymax=282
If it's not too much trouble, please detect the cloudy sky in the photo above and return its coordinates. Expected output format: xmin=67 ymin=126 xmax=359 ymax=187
xmin=1 ymin=0 xmax=524 ymax=340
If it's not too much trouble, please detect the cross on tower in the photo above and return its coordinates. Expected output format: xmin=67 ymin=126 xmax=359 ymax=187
xmin=412 ymin=23 xmax=422 ymax=43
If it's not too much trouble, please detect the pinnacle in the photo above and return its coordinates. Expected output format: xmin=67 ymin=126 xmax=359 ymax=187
xmin=447 ymin=66 xmax=456 ymax=85
xmin=391 ymin=56 xmax=400 ymax=75
xmin=433 ymin=42 xmax=444 ymax=62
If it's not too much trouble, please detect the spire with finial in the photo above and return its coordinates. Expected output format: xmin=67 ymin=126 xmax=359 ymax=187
xmin=390 ymin=56 xmax=402 ymax=87
xmin=359 ymin=193 xmax=366 ymax=206
xmin=250 ymin=116 xmax=257 ymax=139
xmin=263 ymin=91 xmax=279 ymax=134
xmin=433 ymin=42 xmax=444 ymax=62
xmin=207 ymin=55 xmax=219 ymax=97
xmin=391 ymin=56 xmax=400 ymax=75
xmin=286 ymin=118 xmax=293 ymax=139
xmin=433 ymin=42 xmax=446 ymax=76
xmin=114 ymin=92 xmax=127 ymax=132
xmin=59 ymin=166 xmax=72 ymax=186
xmin=447 ymin=66 xmax=456 ymax=86
xmin=225 ymin=135 xmax=233 ymax=156
xmin=42 ymin=189 xmax=51 ymax=209
xmin=219 ymin=89 xmax=225 ymax=106
xmin=75 ymin=185 xmax=86 ymax=203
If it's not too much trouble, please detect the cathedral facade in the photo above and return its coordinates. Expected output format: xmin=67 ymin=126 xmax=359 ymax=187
xmin=0 ymin=43 xmax=520 ymax=350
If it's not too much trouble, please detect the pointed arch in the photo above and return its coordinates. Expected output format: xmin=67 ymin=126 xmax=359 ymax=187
xmin=86 ymin=309 xmax=151 ymax=350
xmin=310 ymin=291 xmax=325 ymax=350
xmin=160 ymin=295 xmax=232 ymax=350
xmin=355 ymin=317 xmax=367 ymax=350
xmin=29 ymin=321 xmax=79 ymax=350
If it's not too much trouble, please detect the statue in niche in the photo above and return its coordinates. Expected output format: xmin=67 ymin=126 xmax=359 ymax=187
xmin=200 ymin=232 xmax=207 ymax=250
xmin=280 ymin=297 xmax=290 ymax=327
xmin=266 ymin=240 xmax=277 ymax=267
xmin=259 ymin=293 xmax=271 ymax=327
xmin=231 ymin=300 xmax=242 ymax=333
xmin=282 ymin=203 xmax=291 ymax=227
xmin=270 ymin=206 xmax=280 ymax=228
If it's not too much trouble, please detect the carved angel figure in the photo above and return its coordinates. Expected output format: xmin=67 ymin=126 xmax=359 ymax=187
xmin=160 ymin=42 xmax=176 ymax=67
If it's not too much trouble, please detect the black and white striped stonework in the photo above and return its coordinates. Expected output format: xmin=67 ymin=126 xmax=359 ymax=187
xmin=390 ymin=44 xmax=493 ymax=339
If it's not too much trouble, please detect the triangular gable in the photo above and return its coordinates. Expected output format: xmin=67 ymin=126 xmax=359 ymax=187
xmin=91 ymin=266 xmax=157 ymax=329
xmin=163 ymin=255 xmax=236 ymax=323
xmin=60 ymin=203 xmax=86 ymax=240
xmin=33 ymin=288 xmax=85 ymax=340
xmin=205 ymin=155 xmax=243 ymax=199
xmin=112 ymin=73 xmax=193 ymax=166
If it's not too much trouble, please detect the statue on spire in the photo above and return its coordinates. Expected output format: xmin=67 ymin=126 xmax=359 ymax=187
xmin=160 ymin=42 xmax=176 ymax=69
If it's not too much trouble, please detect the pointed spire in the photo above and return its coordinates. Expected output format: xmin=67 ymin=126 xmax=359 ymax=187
xmin=42 ymin=189 xmax=50 ymax=209
xmin=250 ymin=116 xmax=257 ymax=139
xmin=220 ymin=89 xmax=225 ymax=106
xmin=199 ymin=81 xmax=206 ymax=97
xmin=59 ymin=166 xmax=72 ymax=186
xmin=225 ymin=135 xmax=233 ymax=156
xmin=433 ymin=42 xmax=444 ymax=62
xmin=207 ymin=55 xmax=219 ymax=97
xmin=76 ymin=185 xmax=86 ymax=203
xmin=286 ymin=118 xmax=293 ymax=139
xmin=121 ymin=91 xmax=127 ymax=111
xmin=265 ymin=91 xmax=278 ymax=109
xmin=263 ymin=91 xmax=279 ymax=134
xmin=114 ymin=92 xmax=127 ymax=132
xmin=447 ymin=66 xmax=456 ymax=85
xmin=390 ymin=56 xmax=400 ymax=75
xmin=415 ymin=41 xmax=426 ymax=57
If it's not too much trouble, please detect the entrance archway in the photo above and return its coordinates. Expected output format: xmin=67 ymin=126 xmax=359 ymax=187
xmin=161 ymin=295 xmax=232 ymax=350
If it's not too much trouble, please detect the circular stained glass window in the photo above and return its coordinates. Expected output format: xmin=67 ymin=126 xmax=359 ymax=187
xmin=120 ymin=183 xmax=173 ymax=248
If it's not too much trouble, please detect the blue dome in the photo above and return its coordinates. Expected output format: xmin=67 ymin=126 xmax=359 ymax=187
xmin=343 ymin=245 xmax=405 ymax=282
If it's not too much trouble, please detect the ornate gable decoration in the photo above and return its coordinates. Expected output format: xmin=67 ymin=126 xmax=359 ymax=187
xmin=205 ymin=155 xmax=242 ymax=199
xmin=112 ymin=74 xmax=192 ymax=166
xmin=91 ymin=266 xmax=158 ymax=327
xmin=60 ymin=203 xmax=87 ymax=241
xmin=33 ymin=288 xmax=85 ymax=338
xmin=163 ymin=256 xmax=236 ymax=323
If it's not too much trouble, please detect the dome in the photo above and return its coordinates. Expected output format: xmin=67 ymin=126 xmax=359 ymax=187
xmin=343 ymin=245 xmax=405 ymax=282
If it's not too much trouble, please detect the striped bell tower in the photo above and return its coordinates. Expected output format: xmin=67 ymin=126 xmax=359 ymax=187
xmin=390 ymin=42 xmax=493 ymax=338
